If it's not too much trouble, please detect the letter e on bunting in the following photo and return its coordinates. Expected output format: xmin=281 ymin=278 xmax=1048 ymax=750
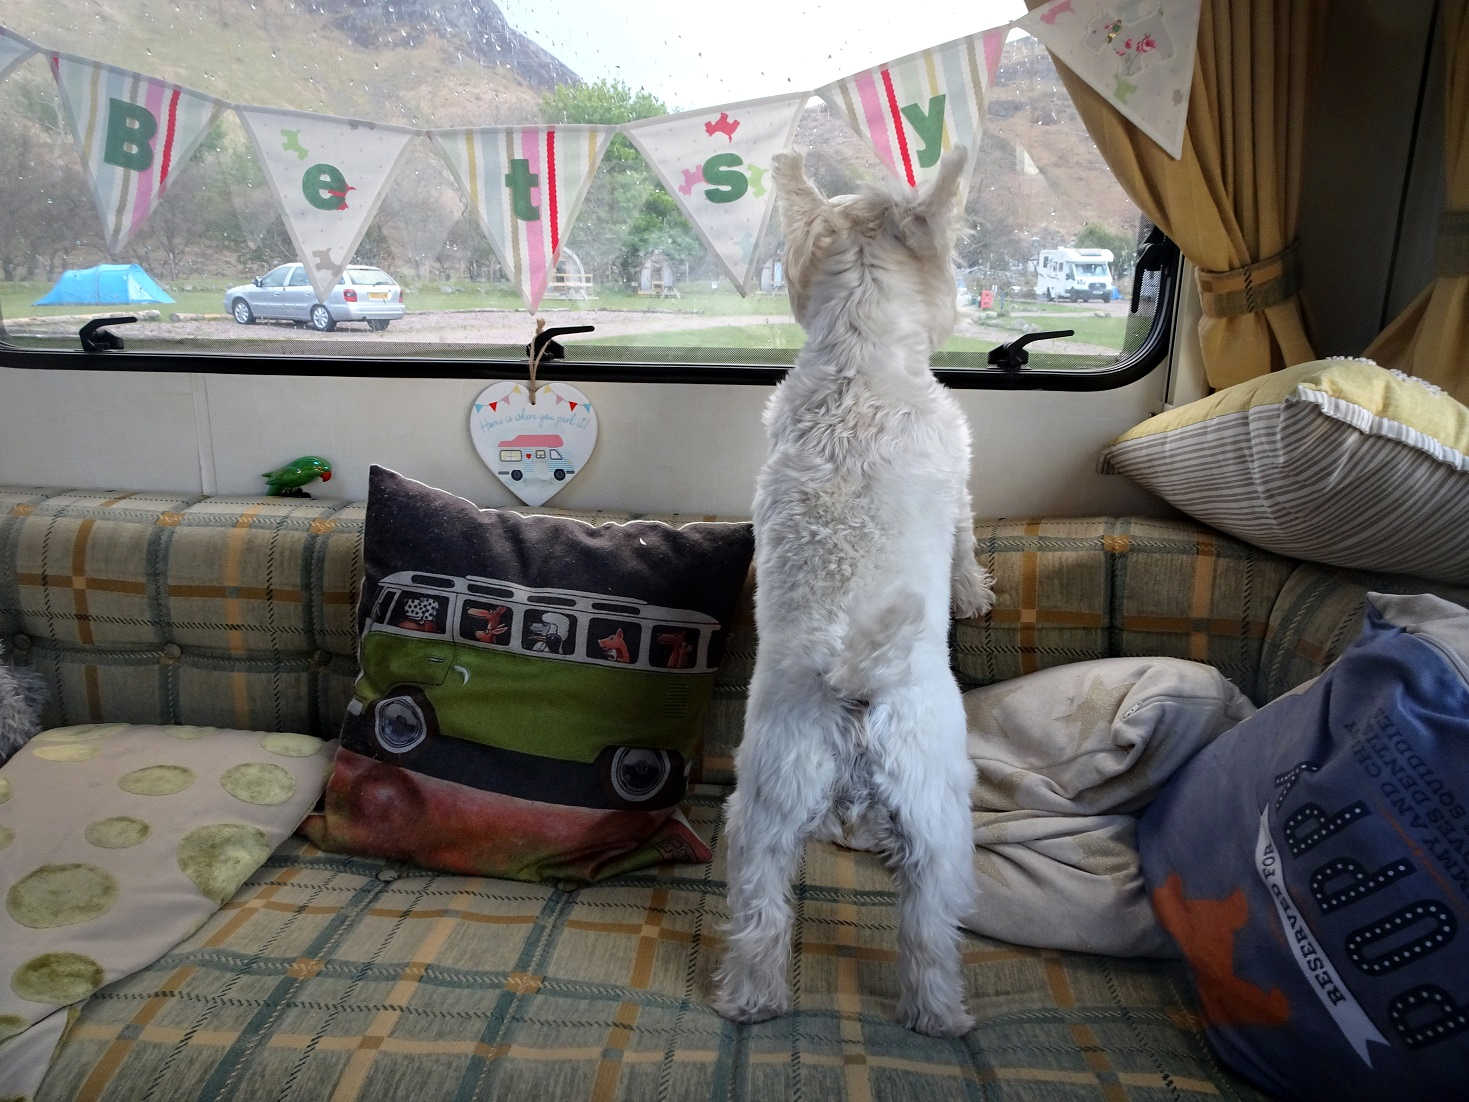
xmin=49 ymin=52 xmax=226 ymax=256
xmin=236 ymin=105 xmax=417 ymax=302
xmin=1018 ymin=0 xmax=1201 ymax=159
xmin=0 ymin=26 xmax=37 ymax=83
xmin=428 ymin=126 xmax=612 ymax=312
xmin=621 ymin=93 xmax=806 ymax=295
xmin=817 ymin=27 xmax=1005 ymax=195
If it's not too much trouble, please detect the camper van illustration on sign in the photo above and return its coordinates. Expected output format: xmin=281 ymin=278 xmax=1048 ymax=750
xmin=497 ymin=434 xmax=575 ymax=483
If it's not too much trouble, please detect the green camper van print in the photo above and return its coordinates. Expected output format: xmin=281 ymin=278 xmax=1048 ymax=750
xmin=344 ymin=571 xmax=723 ymax=808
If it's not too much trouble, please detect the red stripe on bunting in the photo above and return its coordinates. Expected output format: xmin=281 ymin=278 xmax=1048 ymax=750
xmin=546 ymin=128 xmax=560 ymax=254
xmin=880 ymin=67 xmax=915 ymax=187
xmin=159 ymin=87 xmax=181 ymax=188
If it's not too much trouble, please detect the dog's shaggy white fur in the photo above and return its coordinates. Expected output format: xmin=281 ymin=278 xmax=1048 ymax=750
xmin=713 ymin=148 xmax=994 ymax=1037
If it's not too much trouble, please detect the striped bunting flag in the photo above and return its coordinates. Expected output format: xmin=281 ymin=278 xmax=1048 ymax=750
xmin=0 ymin=26 xmax=37 ymax=83
xmin=49 ymin=52 xmax=226 ymax=256
xmin=816 ymin=27 xmax=1006 ymax=194
xmin=428 ymin=126 xmax=612 ymax=312
xmin=236 ymin=105 xmax=418 ymax=302
xmin=621 ymin=94 xmax=806 ymax=296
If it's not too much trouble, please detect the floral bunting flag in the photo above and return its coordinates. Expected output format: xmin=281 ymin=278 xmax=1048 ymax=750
xmin=0 ymin=27 xmax=37 ymax=82
xmin=428 ymin=125 xmax=613 ymax=312
xmin=1018 ymin=0 xmax=1201 ymax=159
xmin=49 ymin=52 xmax=226 ymax=256
xmin=816 ymin=27 xmax=1006 ymax=194
xmin=621 ymin=94 xmax=807 ymax=296
xmin=236 ymin=105 xmax=418 ymax=302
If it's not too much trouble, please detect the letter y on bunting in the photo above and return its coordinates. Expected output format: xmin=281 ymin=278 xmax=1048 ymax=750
xmin=817 ymin=27 xmax=1005 ymax=195
xmin=621 ymin=93 xmax=807 ymax=295
xmin=428 ymin=126 xmax=613 ymax=312
xmin=0 ymin=27 xmax=37 ymax=83
xmin=49 ymin=52 xmax=226 ymax=256
xmin=236 ymin=106 xmax=418 ymax=302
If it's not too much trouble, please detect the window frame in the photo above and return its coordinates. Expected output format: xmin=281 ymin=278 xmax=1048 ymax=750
xmin=0 ymin=239 xmax=1179 ymax=392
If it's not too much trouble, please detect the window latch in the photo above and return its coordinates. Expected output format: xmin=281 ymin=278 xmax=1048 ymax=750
xmin=79 ymin=316 xmax=137 ymax=353
xmin=524 ymin=324 xmax=595 ymax=364
xmin=986 ymin=329 xmax=1075 ymax=372
xmin=1131 ymin=224 xmax=1169 ymax=314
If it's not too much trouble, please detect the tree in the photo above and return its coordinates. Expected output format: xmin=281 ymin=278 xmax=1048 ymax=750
xmin=1074 ymin=222 xmax=1136 ymax=281
xmin=539 ymin=79 xmax=702 ymax=287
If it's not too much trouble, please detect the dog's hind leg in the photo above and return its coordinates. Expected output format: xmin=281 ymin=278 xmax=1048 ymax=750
xmin=868 ymin=680 xmax=977 ymax=1037
xmin=714 ymin=666 xmax=843 ymax=1024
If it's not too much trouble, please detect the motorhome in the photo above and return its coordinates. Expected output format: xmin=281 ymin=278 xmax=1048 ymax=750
xmin=2 ymin=2 xmax=1464 ymax=1097
xmin=1034 ymin=246 xmax=1116 ymax=301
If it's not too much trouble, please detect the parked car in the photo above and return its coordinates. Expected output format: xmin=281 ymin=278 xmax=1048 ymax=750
xmin=224 ymin=263 xmax=406 ymax=332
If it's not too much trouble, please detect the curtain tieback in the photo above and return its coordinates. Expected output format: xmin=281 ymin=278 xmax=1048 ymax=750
xmin=1197 ymin=243 xmax=1302 ymax=318
xmin=1436 ymin=210 xmax=1469 ymax=278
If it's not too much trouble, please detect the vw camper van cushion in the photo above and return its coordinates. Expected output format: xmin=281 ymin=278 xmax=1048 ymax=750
xmin=302 ymin=466 xmax=754 ymax=884
xmin=1137 ymin=592 xmax=1469 ymax=1101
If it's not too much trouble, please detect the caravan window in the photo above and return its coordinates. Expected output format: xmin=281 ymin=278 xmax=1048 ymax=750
xmin=0 ymin=1 xmax=1175 ymax=389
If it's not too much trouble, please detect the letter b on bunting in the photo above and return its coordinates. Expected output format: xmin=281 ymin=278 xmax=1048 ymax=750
xmin=50 ymin=53 xmax=225 ymax=256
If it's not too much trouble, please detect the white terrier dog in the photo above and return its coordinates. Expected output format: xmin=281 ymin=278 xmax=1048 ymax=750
xmin=713 ymin=148 xmax=994 ymax=1037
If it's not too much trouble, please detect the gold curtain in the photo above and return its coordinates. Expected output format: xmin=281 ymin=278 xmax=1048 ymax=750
xmin=1024 ymin=0 xmax=1319 ymax=389
xmin=1365 ymin=0 xmax=1469 ymax=401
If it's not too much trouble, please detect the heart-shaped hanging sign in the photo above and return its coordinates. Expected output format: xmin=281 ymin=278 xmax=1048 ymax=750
xmin=469 ymin=381 xmax=597 ymax=507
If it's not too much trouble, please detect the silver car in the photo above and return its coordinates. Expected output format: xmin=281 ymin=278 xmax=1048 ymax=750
xmin=225 ymin=263 xmax=406 ymax=332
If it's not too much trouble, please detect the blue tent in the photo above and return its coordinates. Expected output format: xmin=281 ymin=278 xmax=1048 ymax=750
xmin=33 ymin=264 xmax=175 ymax=306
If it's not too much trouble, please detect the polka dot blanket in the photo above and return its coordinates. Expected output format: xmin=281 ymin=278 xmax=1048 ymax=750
xmin=0 ymin=724 xmax=332 ymax=1097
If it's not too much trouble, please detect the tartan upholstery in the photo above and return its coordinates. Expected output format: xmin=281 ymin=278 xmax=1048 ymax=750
xmin=1256 ymin=562 xmax=1469 ymax=703
xmin=37 ymin=787 xmax=1267 ymax=1102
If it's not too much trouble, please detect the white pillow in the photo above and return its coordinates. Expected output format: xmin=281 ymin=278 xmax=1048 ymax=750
xmin=0 ymin=724 xmax=331 ymax=1098
xmin=963 ymin=657 xmax=1255 ymax=956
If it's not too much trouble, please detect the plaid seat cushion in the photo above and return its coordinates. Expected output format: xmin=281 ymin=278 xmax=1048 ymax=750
xmin=0 ymin=487 xmax=366 ymax=738
xmin=1256 ymin=562 xmax=1469 ymax=702
xmin=38 ymin=787 xmax=1267 ymax=1101
xmin=954 ymin=517 xmax=1296 ymax=706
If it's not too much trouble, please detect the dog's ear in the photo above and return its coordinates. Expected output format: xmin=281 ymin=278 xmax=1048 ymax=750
xmin=917 ymin=146 xmax=967 ymax=222
xmin=772 ymin=153 xmax=827 ymax=232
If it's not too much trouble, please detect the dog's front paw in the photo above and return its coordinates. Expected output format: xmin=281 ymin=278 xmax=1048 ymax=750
xmin=712 ymin=971 xmax=791 ymax=1025
xmin=951 ymin=565 xmax=995 ymax=620
xmin=898 ymin=996 xmax=975 ymax=1038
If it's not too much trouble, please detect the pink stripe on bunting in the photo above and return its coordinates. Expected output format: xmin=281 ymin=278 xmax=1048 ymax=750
xmin=519 ymin=127 xmax=548 ymax=308
xmin=853 ymin=71 xmax=897 ymax=177
xmin=128 ymin=78 xmax=167 ymax=240
xmin=983 ymin=26 xmax=1005 ymax=83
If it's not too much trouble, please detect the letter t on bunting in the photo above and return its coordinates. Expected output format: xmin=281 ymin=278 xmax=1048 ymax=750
xmin=817 ymin=27 xmax=1005 ymax=195
xmin=621 ymin=93 xmax=807 ymax=295
xmin=0 ymin=26 xmax=37 ymax=83
xmin=236 ymin=105 xmax=418 ymax=302
xmin=49 ymin=52 xmax=226 ymax=257
xmin=428 ymin=126 xmax=613 ymax=312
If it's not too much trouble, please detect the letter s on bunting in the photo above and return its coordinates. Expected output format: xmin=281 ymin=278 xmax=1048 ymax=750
xmin=621 ymin=93 xmax=807 ymax=296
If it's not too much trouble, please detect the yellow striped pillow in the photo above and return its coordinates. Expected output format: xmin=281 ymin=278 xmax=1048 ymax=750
xmin=1100 ymin=358 xmax=1469 ymax=582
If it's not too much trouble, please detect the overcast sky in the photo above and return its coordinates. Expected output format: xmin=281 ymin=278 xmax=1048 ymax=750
xmin=496 ymin=1 xmax=1025 ymax=112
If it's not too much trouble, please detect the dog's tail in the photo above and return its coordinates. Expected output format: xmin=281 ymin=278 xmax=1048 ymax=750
xmin=825 ymin=593 xmax=926 ymax=701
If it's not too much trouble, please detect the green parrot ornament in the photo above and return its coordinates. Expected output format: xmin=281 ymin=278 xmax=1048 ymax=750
xmin=262 ymin=456 xmax=332 ymax=497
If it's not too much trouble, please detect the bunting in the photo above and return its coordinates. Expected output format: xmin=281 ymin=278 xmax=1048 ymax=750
xmin=49 ymin=53 xmax=226 ymax=255
xmin=428 ymin=126 xmax=612 ymax=312
xmin=236 ymin=105 xmax=418 ymax=302
xmin=1018 ymin=0 xmax=1200 ymax=159
xmin=622 ymin=93 xmax=806 ymax=295
xmin=0 ymin=27 xmax=36 ymax=82
xmin=817 ymin=27 xmax=1006 ymax=194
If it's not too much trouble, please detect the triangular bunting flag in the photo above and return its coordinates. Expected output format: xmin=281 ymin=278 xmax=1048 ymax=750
xmin=236 ymin=105 xmax=417 ymax=301
xmin=49 ymin=52 xmax=226 ymax=256
xmin=622 ymin=93 xmax=806 ymax=295
xmin=428 ymin=125 xmax=612 ymax=311
xmin=0 ymin=27 xmax=37 ymax=83
xmin=1018 ymin=0 xmax=1200 ymax=159
xmin=817 ymin=27 xmax=1006 ymax=194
